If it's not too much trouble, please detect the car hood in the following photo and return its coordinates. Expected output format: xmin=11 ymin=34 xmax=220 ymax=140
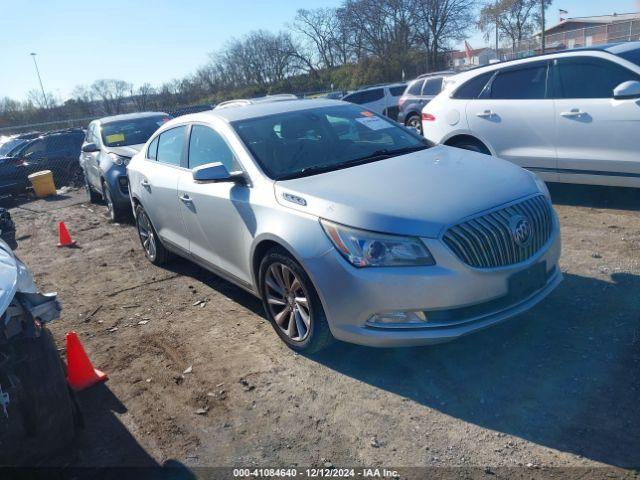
xmin=274 ymin=145 xmax=540 ymax=238
xmin=106 ymin=144 xmax=145 ymax=158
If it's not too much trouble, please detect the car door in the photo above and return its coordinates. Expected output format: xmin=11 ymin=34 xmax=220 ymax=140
xmin=138 ymin=125 xmax=191 ymax=253
xmin=465 ymin=61 xmax=558 ymax=180
xmin=82 ymin=123 xmax=101 ymax=189
xmin=551 ymin=55 xmax=640 ymax=184
xmin=178 ymin=124 xmax=253 ymax=285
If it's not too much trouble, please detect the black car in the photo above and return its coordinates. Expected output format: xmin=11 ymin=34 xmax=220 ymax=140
xmin=0 ymin=129 xmax=85 ymax=195
xmin=397 ymin=71 xmax=454 ymax=134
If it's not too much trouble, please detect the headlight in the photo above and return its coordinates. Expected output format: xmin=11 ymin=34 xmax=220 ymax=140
xmin=320 ymin=219 xmax=435 ymax=267
xmin=108 ymin=153 xmax=130 ymax=166
xmin=532 ymin=172 xmax=551 ymax=199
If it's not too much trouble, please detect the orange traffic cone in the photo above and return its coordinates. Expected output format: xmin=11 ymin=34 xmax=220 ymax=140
xmin=57 ymin=221 xmax=76 ymax=247
xmin=66 ymin=331 xmax=107 ymax=391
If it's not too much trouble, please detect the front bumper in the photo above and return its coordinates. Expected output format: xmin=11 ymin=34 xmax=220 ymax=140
xmin=303 ymin=225 xmax=562 ymax=347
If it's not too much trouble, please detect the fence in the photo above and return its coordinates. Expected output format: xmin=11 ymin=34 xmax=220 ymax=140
xmin=508 ymin=19 xmax=640 ymax=59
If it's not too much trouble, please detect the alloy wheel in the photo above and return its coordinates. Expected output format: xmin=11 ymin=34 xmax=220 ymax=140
xmin=137 ymin=211 xmax=157 ymax=261
xmin=264 ymin=263 xmax=311 ymax=342
xmin=104 ymin=186 xmax=114 ymax=220
xmin=407 ymin=116 xmax=422 ymax=134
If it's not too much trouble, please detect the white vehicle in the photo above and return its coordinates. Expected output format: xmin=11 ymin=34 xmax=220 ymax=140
xmin=422 ymin=42 xmax=640 ymax=188
xmin=342 ymin=83 xmax=407 ymax=120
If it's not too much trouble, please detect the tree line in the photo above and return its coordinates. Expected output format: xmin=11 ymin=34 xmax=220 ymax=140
xmin=1 ymin=0 xmax=547 ymax=130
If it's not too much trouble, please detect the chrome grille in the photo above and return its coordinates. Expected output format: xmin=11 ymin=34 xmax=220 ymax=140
xmin=443 ymin=195 xmax=553 ymax=268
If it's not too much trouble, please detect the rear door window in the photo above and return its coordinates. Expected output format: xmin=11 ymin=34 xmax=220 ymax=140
xmin=389 ymin=86 xmax=406 ymax=96
xmin=552 ymin=56 xmax=640 ymax=98
xmin=407 ymin=79 xmax=424 ymax=95
xmin=489 ymin=63 xmax=548 ymax=99
xmin=423 ymin=77 xmax=443 ymax=95
xmin=156 ymin=126 xmax=186 ymax=167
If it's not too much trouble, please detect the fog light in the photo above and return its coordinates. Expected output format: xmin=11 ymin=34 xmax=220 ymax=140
xmin=368 ymin=310 xmax=428 ymax=325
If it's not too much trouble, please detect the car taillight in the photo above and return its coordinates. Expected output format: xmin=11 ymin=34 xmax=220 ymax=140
xmin=422 ymin=113 xmax=436 ymax=121
xmin=398 ymin=97 xmax=407 ymax=107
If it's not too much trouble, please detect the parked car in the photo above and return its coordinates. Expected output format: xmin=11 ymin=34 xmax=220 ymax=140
xmin=0 ymin=213 xmax=78 ymax=465
xmin=80 ymin=112 xmax=171 ymax=221
xmin=422 ymin=42 xmax=640 ymax=188
xmin=342 ymin=83 xmax=407 ymax=120
xmin=0 ymin=129 xmax=84 ymax=194
xmin=397 ymin=71 xmax=454 ymax=134
xmin=0 ymin=132 xmax=41 ymax=158
xmin=128 ymin=99 xmax=561 ymax=353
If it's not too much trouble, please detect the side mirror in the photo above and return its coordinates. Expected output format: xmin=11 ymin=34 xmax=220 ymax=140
xmin=192 ymin=162 xmax=244 ymax=183
xmin=81 ymin=143 xmax=99 ymax=153
xmin=613 ymin=80 xmax=640 ymax=99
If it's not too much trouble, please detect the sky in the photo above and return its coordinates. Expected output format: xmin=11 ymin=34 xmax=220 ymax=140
xmin=0 ymin=0 xmax=638 ymax=102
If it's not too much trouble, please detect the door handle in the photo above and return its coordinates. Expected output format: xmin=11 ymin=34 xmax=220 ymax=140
xmin=140 ymin=180 xmax=150 ymax=188
xmin=476 ymin=110 xmax=494 ymax=118
xmin=560 ymin=109 xmax=584 ymax=118
xmin=179 ymin=194 xmax=192 ymax=203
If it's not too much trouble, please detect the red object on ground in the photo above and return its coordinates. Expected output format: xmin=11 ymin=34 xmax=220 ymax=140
xmin=57 ymin=221 xmax=76 ymax=247
xmin=66 ymin=331 xmax=107 ymax=391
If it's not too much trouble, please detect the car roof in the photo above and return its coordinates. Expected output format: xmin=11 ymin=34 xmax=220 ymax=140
xmin=448 ymin=41 xmax=640 ymax=85
xmin=97 ymin=111 xmax=169 ymax=125
xmin=170 ymin=99 xmax=347 ymax=123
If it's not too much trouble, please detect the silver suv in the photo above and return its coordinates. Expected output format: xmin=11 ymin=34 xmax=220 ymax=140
xmin=127 ymin=99 xmax=561 ymax=352
xmin=81 ymin=112 xmax=170 ymax=221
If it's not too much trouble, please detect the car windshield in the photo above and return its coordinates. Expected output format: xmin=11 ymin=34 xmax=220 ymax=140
xmin=101 ymin=116 xmax=171 ymax=147
xmin=232 ymin=104 xmax=429 ymax=180
xmin=0 ymin=138 xmax=27 ymax=157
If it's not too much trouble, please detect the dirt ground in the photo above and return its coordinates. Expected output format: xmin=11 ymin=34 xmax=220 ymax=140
xmin=3 ymin=184 xmax=639 ymax=477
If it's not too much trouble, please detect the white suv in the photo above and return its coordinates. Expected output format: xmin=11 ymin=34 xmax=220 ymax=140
xmin=422 ymin=42 xmax=640 ymax=188
xmin=342 ymin=83 xmax=407 ymax=120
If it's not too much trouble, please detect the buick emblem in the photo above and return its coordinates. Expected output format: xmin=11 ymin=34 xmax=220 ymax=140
xmin=509 ymin=215 xmax=533 ymax=247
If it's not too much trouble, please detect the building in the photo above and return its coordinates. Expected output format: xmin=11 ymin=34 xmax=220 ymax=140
xmin=535 ymin=12 xmax=640 ymax=50
xmin=450 ymin=48 xmax=498 ymax=69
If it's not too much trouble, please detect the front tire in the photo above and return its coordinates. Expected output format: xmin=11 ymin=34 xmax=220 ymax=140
xmin=85 ymin=174 xmax=101 ymax=204
xmin=135 ymin=205 xmax=170 ymax=265
xmin=259 ymin=248 xmax=333 ymax=353
xmin=102 ymin=181 xmax=126 ymax=223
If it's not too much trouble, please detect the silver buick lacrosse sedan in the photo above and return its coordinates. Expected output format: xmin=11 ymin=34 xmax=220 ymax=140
xmin=127 ymin=99 xmax=562 ymax=352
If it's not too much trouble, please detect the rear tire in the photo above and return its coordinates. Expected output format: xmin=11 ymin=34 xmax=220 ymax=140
xmin=259 ymin=248 xmax=333 ymax=354
xmin=135 ymin=204 xmax=170 ymax=266
xmin=448 ymin=138 xmax=491 ymax=155
xmin=405 ymin=114 xmax=422 ymax=135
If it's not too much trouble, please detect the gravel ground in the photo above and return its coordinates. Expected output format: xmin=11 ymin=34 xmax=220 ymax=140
xmin=3 ymin=184 xmax=639 ymax=478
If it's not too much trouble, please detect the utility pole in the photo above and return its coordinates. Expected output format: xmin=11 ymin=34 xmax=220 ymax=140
xmin=29 ymin=52 xmax=48 ymax=109
xmin=540 ymin=0 xmax=546 ymax=53
xmin=495 ymin=1 xmax=500 ymax=58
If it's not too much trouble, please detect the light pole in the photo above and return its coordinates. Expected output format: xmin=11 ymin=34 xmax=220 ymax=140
xmin=540 ymin=0 xmax=546 ymax=53
xmin=29 ymin=52 xmax=48 ymax=109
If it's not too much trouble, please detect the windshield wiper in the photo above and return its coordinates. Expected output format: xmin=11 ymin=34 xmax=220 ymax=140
xmin=277 ymin=144 xmax=429 ymax=180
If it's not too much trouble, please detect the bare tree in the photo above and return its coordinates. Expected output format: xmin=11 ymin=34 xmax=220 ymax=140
xmin=414 ymin=0 xmax=477 ymax=70
xmin=479 ymin=0 xmax=548 ymax=52
xmin=90 ymin=79 xmax=132 ymax=115
xmin=131 ymin=83 xmax=157 ymax=111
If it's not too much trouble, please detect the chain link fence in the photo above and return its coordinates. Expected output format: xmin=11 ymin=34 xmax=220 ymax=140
xmin=507 ymin=19 xmax=640 ymax=60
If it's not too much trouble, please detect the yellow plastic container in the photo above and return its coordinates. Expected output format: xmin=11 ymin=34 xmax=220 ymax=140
xmin=28 ymin=170 xmax=57 ymax=198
